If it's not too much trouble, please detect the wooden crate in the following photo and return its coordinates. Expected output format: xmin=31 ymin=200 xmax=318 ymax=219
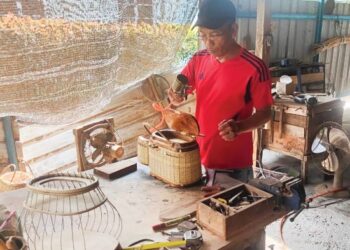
xmin=197 ymin=183 xmax=276 ymax=240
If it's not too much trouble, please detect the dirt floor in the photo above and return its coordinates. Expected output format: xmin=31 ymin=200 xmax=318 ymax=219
xmin=263 ymin=149 xmax=350 ymax=250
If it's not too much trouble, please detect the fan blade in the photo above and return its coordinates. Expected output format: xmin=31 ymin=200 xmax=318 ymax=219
xmin=329 ymin=128 xmax=350 ymax=154
xmin=92 ymin=148 xmax=103 ymax=161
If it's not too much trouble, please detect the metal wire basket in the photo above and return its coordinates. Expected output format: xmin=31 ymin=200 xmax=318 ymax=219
xmin=20 ymin=172 xmax=122 ymax=250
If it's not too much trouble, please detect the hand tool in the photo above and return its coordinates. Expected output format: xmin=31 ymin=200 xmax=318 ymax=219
xmin=152 ymin=211 xmax=196 ymax=231
xmin=122 ymin=230 xmax=203 ymax=250
xmin=121 ymin=240 xmax=186 ymax=250
xmin=177 ymin=221 xmax=197 ymax=232
xmin=228 ymin=190 xmax=243 ymax=205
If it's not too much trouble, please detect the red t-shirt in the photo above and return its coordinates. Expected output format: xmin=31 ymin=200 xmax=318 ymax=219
xmin=181 ymin=47 xmax=273 ymax=169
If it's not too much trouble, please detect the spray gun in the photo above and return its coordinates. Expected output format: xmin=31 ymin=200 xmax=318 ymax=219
xmin=172 ymin=74 xmax=189 ymax=100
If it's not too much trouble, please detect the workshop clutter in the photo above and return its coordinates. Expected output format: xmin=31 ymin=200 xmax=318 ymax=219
xmin=197 ymin=183 xmax=276 ymax=240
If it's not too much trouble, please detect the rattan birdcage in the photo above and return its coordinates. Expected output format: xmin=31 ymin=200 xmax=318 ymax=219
xmin=20 ymin=172 xmax=122 ymax=250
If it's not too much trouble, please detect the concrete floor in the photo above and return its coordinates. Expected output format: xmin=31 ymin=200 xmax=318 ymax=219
xmin=263 ymin=150 xmax=350 ymax=250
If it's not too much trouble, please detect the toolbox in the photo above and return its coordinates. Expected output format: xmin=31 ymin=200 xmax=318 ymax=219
xmin=197 ymin=183 xmax=278 ymax=240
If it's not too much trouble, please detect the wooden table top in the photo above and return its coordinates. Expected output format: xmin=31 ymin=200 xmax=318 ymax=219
xmin=0 ymin=161 xmax=283 ymax=249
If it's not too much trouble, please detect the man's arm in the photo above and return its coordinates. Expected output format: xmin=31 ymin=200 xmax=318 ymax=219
xmin=218 ymin=106 xmax=271 ymax=141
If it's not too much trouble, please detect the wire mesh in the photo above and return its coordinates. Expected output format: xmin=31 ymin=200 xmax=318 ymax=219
xmin=20 ymin=172 xmax=122 ymax=250
xmin=0 ymin=0 xmax=198 ymax=124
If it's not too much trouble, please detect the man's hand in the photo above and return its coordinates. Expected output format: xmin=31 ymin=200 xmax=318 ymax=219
xmin=167 ymin=88 xmax=184 ymax=106
xmin=218 ymin=119 xmax=239 ymax=141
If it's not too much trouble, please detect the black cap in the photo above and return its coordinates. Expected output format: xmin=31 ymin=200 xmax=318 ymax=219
xmin=195 ymin=0 xmax=236 ymax=29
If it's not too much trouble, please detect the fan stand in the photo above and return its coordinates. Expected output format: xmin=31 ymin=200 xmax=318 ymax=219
xmin=315 ymin=174 xmax=350 ymax=198
xmin=312 ymin=122 xmax=350 ymax=198
xmin=314 ymin=151 xmax=350 ymax=198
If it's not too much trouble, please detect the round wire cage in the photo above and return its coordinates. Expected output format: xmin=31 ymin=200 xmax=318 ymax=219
xmin=20 ymin=172 xmax=122 ymax=250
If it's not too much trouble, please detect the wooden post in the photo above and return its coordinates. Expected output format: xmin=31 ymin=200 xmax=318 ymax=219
xmin=255 ymin=0 xmax=271 ymax=65
xmin=253 ymin=0 xmax=271 ymax=174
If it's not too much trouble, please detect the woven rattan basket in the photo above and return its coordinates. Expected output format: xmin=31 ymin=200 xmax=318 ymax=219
xmin=137 ymin=135 xmax=150 ymax=165
xmin=148 ymin=129 xmax=201 ymax=187
xmin=0 ymin=164 xmax=32 ymax=192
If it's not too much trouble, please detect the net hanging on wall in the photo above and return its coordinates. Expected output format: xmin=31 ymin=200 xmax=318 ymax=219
xmin=0 ymin=0 xmax=198 ymax=124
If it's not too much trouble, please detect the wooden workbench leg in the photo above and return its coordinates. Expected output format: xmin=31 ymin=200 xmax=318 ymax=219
xmin=301 ymin=159 xmax=308 ymax=184
xmin=234 ymin=229 xmax=266 ymax=250
xmin=252 ymin=229 xmax=266 ymax=250
xmin=253 ymin=128 xmax=264 ymax=178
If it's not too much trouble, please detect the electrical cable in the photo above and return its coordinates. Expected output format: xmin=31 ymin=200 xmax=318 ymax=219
xmin=279 ymin=185 xmax=350 ymax=246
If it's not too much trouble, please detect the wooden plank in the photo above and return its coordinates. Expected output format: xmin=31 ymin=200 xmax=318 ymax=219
xmin=26 ymin=143 xmax=76 ymax=166
xmin=262 ymin=144 xmax=304 ymax=161
xmin=255 ymin=0 xmax=271 ymax=64
xmin=20 ymin=124 xmax=66 ymax=145
xmin=299 ymin=72 xmax=324 ymax=84
xmin=23 ymin=130 xmax=74 ymax=163
xmin=271 ymin=72 xmax=324 ymax=85
xmin=254 ymin=0 xmax=271 ymax=170
xmin=0 ymin=142 xmax=23 ymax=164
xmin=310 ymin=99 xmax=344 ymax=116
xmin=262 ymin=130 xmax=305 ymax=159
xmin=0 ymin=121 xmax=4 ymax=142
xmin=11 ymin=118 xmax=20 ymax=142
xmin=273 ymin=122 xmax=305 ymax=138
xmin=274 ymin=104 xmax=307 ymax=116
xmin=94 ymin=159 xmax=137 ymax=180
xmin=0 ymin=143 xmax=8 ymax=164
xmin=274 ymin=111 xmax=307 ymax=127
xmin=30 ymin=147 xmax=77 ymax=175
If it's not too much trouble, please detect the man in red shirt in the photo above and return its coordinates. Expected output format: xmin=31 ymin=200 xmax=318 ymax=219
xmin=169 ymin=0 xmax=273 ymax=185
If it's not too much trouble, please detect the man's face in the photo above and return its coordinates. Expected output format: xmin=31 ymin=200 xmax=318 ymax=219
xmin=198 ymin=22 xmax=237 ymax=58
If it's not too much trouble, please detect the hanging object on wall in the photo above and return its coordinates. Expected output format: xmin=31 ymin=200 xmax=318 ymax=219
xmin=0 ymin=0 xmax=198 ymax=124
xmin=311 ymin=36 xmax=350 ymax=55
xmin=20 ymin=172 xmax=122 ymax=250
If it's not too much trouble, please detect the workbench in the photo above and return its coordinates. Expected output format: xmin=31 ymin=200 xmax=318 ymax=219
xmin=0 ymin=161 xmax=286 ymax=250
xmin=258 ymin=96 xmax=344 ymax=183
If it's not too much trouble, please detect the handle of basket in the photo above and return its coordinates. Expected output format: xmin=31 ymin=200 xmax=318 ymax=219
xmin=143 ymin=123 xmax=153 ymax=135
xmin=143 ymin=123 xmax=170 ymax=142
xmin=0 ymin=164 xmax=16 ymax=175
xmin=20 ymin=160 xmax=35 ymax=177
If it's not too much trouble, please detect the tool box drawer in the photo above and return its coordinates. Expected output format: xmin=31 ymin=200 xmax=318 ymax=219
xmin=197 ymin=183 xmax=277 ymax=240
